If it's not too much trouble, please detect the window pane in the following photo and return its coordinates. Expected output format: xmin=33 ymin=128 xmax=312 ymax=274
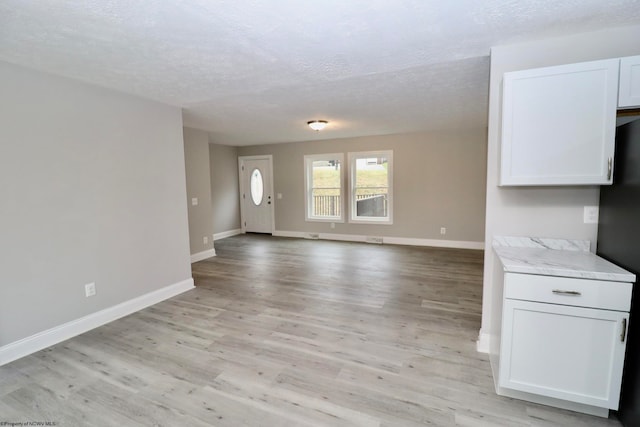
xmin=355 ymin=156 xmax=388 ymax=218
xmin=250 ymin=168 xmax=264 ymax=205
xmin=311 ymin=160 xmax=341 ymax=218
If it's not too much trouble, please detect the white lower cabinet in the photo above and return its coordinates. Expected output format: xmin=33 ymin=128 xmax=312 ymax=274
xmin=499 ymin=273 xmax=631 ymax=410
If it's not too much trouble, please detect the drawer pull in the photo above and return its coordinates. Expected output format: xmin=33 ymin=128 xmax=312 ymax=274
xmin=552 ymin=289 xmax=582 ymax=296
xmin=621 ymin=318 xmax=628 ymax=342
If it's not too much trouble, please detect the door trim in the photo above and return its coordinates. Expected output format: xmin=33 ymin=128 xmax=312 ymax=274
xmin=238 ymin=155 xmax=275 ymax=234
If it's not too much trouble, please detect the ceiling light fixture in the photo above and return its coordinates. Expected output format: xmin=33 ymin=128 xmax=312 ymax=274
xmin=307 ymin=120 xmax=328 ymax=131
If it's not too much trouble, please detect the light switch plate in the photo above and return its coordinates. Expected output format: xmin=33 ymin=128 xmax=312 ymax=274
xmin=85 ymin=282 xmax=96 ymax=297
xmin=583 ymin=206 xmax=599 ymax=224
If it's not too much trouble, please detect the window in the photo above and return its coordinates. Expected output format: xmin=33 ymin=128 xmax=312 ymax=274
xmin=304 ymin=153 xmax=344 ymax=222
xmin=250 ymin=168 xmax=264 ymax=205
xmin=348 ymin=150 xmax=393 ymax=224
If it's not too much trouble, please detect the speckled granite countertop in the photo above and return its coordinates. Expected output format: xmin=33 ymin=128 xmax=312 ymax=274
xmin=493 ymin=236 xmax=635 ymax=283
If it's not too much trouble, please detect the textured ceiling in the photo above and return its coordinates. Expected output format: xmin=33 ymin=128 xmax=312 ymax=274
xmin=1 ymin=1 xmax=640 ymax=145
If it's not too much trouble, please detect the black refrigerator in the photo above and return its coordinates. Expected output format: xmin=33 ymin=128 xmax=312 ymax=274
xmin=598 ymin=118 xmax=640 ymax=426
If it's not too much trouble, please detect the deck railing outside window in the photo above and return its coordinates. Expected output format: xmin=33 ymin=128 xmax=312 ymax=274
xmin=313 ymin=187 xmax=388 ymax=217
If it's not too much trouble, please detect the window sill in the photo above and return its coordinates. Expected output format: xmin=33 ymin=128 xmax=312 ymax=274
xmin=305 ymin=217 xmax=345 ymax=223
xmin=349 ymin=217 xmax=393 ymax=225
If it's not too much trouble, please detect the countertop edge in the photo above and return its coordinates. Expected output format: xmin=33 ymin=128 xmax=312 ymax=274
xmin=493 ymin=243 xmax=636 ymax=283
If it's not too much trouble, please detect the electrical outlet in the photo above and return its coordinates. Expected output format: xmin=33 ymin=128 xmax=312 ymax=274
xmin=277 ymin=193 xmax=283 ymax=199
xmin=85 ymin=282 xmax=96 ymax=297
xmin=330 ymin=222 xmax=335 ymax=229
xmin=584 ymin=206 xmax=599 ymax=224
xmin=440 ymin=227 xmax=446 ymax=235
xmin=191 ymin=197 xmax=198 ymax=206
xmin=203 ymin=236 xmax=208 ymax=245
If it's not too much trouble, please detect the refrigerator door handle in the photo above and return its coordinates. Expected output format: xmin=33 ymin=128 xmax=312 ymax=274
xmin=608 ymin=157 xmax=613 ymax=180
xmin=621 ymin=318 xmax=628 ymax=343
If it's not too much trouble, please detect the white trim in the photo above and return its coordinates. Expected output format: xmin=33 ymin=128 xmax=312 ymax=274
xmin=348 ymin=150 xmax=393 ymax=225
xmin=273 ymin=230 xmax=307 ymax=239
xmin=383 ymin=236 xmax=484 ymax=250
xmin=304 ymin=153 xmax=345 ymax=223
xmin=190 ymin=248 xmax=217 ymax=263
xmin=272 ymin=230 xmax=484 ymax=250
xmin=213 ymin=229 xmax=243 ymax=240
xmin=0 ymin=278 xmax=195 ymax=367
xmin=238 ymin=155 xmax=275 ymax=234
xmin=476 ymin=329 xmax=490 ymax=353
xmin=311 ymin=232 xmax=365 ymax=242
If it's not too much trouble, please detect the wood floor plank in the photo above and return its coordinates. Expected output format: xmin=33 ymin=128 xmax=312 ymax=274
xmin=0 ymin=234 xmax=623 ymax=426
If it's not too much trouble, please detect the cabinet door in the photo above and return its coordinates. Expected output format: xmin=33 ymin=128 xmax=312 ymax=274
xmin=500 ymin=59 xmax=619 ymax=186
xmin=619 ymin=55 xmax=640 ymax=109
xmin=499 ymin=299 xmax=628 ymax=409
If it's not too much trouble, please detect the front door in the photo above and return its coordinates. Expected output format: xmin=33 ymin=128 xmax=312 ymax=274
xmin=239 ymin=156 xmax=273 ymax=233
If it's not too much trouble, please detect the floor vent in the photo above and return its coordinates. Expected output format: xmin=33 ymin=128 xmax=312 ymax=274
xmin=305 ymin=233 xmax=320 ymax=240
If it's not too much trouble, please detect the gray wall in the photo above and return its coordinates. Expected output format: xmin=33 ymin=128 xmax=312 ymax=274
xmin=238 ymin=129 xmax=487 ymax=243
xmin=209 ymin=143 xmax=241 ymax=234
xmin=183 ymin=127 xmax=215 ymax=255
xmin=481 ymin=24 xmax=640 ymax=347
xmin=0 ymin=61 xmax=192 ymax=346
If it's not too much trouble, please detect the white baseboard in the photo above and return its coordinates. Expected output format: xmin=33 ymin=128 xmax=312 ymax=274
xmin=272 ymin=230 xmax=305 ymax=239
xmin=213 ymin=229 xmax=243 ymax=241
xmin=273 ymin=230 xmax=484 ymax=250
xmin=190 ymin=248 xmax=217 ymax=263
xmin=0 ymin=278 xmax=195 ymax=367
xmin=383 ymin=236 xmax=484 ymax=250
xmin=316 ymin=232 xmax=368 ymax=243
xmin=476 ymin=330 xmax=490 ymax=354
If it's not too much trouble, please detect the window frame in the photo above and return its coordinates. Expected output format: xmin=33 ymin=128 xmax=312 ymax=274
xmin=304 ymin=153 xmax=345 ymax=223
xmin=348 ymin=150 xmax=393 ymax=225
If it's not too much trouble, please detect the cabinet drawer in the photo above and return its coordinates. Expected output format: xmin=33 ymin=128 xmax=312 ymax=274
xmin=504 ymin=273 xmax=632 ymax=311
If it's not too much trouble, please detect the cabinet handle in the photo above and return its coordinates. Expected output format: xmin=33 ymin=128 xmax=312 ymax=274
xmin=621 ymin=318 xmax=628 ymax=343
xmin=552 ymin=289 xmax=581 ymax=296
xmin=607 ymin=157 xmax=613 ymax=180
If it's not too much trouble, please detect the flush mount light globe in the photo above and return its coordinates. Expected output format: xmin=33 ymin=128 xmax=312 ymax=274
xmin=307 ymin=120 xmax=328 ymax=131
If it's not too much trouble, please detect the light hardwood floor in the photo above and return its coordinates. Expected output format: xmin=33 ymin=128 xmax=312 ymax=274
xmin=0 ymin=235 xmax=624 ymax=426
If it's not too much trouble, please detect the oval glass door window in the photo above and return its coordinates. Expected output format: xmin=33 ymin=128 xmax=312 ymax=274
xmin=250 ymin=168 xmax=264 ymax=205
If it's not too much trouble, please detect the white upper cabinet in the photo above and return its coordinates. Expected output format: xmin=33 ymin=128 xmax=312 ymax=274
xmin=500 ymin=59 xmax=619 ymax=186
xmin=619 ymin=55 xmax=640 ymax=109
